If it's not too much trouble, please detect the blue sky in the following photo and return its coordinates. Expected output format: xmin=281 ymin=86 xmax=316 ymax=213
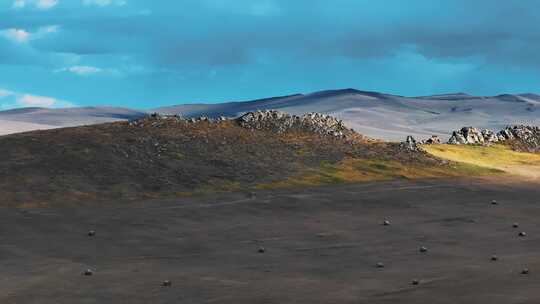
xmin=0 ymin=0 xmax=539 ymax=109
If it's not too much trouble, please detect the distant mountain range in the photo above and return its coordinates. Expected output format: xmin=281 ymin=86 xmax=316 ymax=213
xmin=2 ymin=88 xmax=540 ymax=141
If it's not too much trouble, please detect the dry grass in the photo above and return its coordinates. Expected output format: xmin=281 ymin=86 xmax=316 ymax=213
xmin=256 ymin=157 xmax=500 ymax=190
xmin=422 ymin=144 xmax=540 ymax=179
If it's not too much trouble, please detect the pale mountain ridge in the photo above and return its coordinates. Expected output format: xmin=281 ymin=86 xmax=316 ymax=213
xmin=1 ymin=89 xmax=540 ymax=140
xmin=0 ymin=106 xmax=146 ymax=136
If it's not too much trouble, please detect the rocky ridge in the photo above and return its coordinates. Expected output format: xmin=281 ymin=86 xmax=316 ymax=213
xmin=403 ymin=125 xmax=540 ymax=153
xmin=447 ymin=126 xmax=540 ymax=150
xmin=131 ymin=113 xmax=540 ymax=153
xmin=130 ymin=110 xmax=357 ymax=140
xmin=236 ymin=110 xmax=354 ymax=139
xmin=447 ymin=127 xmax=504 ymax=145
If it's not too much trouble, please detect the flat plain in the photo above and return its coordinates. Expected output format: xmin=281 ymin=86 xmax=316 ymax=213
xmin=2 ymin=177 xmax=539 ymax=304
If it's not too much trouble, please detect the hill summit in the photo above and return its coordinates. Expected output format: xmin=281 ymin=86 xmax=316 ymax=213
xmin=0 ymin=111 xmax=496 ymax=207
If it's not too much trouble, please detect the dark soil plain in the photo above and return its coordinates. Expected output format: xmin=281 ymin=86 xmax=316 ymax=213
xmin=2 ymin=178 xmax=540 ymax=304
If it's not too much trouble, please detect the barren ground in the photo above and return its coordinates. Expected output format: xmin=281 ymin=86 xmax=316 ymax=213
xmin=2 ymin=177 xmax=539 ymax=304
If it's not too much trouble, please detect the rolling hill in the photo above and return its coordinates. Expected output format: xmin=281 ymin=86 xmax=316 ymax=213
xmin=0 ymin=107 xmax=146 ymax=136
xmin=2 ymin=89 xmax=540 ymax=141
xmin=154 ymin=89 xmax=540 ymax=141
xmin=0 ymin=114 xmax=495 ymax=207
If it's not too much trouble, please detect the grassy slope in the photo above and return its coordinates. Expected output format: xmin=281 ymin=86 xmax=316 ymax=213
xmin=0 ymin=118 xmax=505 ymax=207
xmin=257 ymin=157 xmax=500 ymax=189
xmin=422 ymin=144 xmax=540 ymax=179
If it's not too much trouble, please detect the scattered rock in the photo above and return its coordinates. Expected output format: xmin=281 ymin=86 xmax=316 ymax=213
xmin=162 ymin=280 xmax=172 ymax=287
xmin=448 ymin=127 xmax=498 ymax=145
xmin=400 ymin=136 xmax=419 ymax=151
xmin=383 ymin=220 xmax=391 ymax=226
xmin=446 ymin=125 xmax=540 ymax=151
xmin=522 ymin=268 xmax=530 ymax=275
xmin=491 ymin=255 xmax=498 ymax=261
xmin=491 ymin=200 xmax=498 ymax=205
xmin=129 ymin=113 xmax=186 ymax=128
xmin=419 ymin=246 xmax=428 ymax=253
xmin=519 ymin=232 xmax=527 ymax=237
xmin=258 ymin=247 xmax=266 ymax=253
xmin=513 ymin=223 xmax=519 ymax=228
xmin=87 ymin=230 xmax=95 ymax=237
xmin=376 ymin=262 xmax=385 ymax=268
xmin=481 ymin=129 xmax=499 ymax=143
xmin=421 ymin=135 xmax=441 ymax=145
xmin=499 ymin=125 xmax=540 ymax=152
xmin=83 ymin=269 xmax=93 ymax=276
xmin=498 ymin=129 xmax=514 ymax=141
xmin=236 ymin=110 xmax=353 ymax=139
xmin=412 ymin=279 xmax=420 ymax=285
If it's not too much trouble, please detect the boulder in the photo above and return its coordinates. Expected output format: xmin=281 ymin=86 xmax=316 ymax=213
xmin=400 ymin=136 xmax=419 ymax=151
xmin=481 ymin=129 xmax=499 ymax=143
xmin=448 ymin=131 xmax=467 ymax=144
xmin=448 ymin=127 xmax=500 ymax=145
xmin=422 ymin=135 xmax=441 ymax=145
xmin=498 ymin=125 xmax=540 ymax=152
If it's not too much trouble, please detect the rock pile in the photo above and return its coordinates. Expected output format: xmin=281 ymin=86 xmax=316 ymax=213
xmin=447 ymin=127 xmax=502 ymax=145
xmin=236 ymin=110 xmax=352 ymax=138
xmin=422 ymin=135 xmax=441 ymax=145
xmin=129 ymin=113 xmax=229 ymax=128
xmin=399 ymin=135 xmax=440 ymax=151
xmin=447 ymin=125 xmax=540 ymax=151
xmin=127 ymin=110 xmax=359 ymax=140
xmin=499 ymin=125 xmax=540 ymax=152
xmin=400 ymin=136 xmax=419 ymax=151
xmin=129 ymin=113 xmax=185 ymax=128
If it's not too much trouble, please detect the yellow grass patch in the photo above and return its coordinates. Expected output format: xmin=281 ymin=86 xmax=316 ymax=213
xmin=422 ymin=144 xmax=540 ymax=179
xmin=256 ymin=158 xmax=499 ymax=190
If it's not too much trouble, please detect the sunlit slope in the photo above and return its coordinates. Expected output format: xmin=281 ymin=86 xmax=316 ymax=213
xmin=423 ymin=144 xmax=540 ymax=179
xmin=257 ymin=157 xmax=501 ymax=189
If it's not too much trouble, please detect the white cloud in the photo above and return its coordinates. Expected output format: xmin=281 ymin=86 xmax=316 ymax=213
xmin=18 ymin=94 xmax=59 ymax=107
xmin=11 ymin=0 xmax=58 ymax=10
xmin=66 ymin=65 xmax=102 ymax=76
xmin=36 ymin=0 xmax=58 ymax=9
xmin=16 ymin=94 xmax=72 ymax=108
xmin=38 ymin=25 xmax=59 ymax=34
xmin=0 ymin=26 xmax=59 ymax=44
xmin=83 ymin=0 xmax=126 ymax=7
xmin=1 ymin=28 xmax=30 ymax=43
xmin=0 ymin=88 xmax=73 ymax=110
xmin=55 ymin=65 xmax=121 ymax=77
xmin=0 ymin=89 xmax=15 ymax=99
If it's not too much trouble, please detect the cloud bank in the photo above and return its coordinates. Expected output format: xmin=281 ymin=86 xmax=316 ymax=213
xmin=0 ymin=88 xmax=73 ymax=109
xmin=0 ymin=0 xmax=539 ymax=108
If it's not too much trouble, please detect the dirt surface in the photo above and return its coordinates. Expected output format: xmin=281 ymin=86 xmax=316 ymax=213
xmin=2 ymin=177 xmax=540 ymax=304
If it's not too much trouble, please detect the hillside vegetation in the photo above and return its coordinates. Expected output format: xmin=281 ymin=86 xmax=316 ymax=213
xmin=0 ymin=114 xmax=499 ymax=207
